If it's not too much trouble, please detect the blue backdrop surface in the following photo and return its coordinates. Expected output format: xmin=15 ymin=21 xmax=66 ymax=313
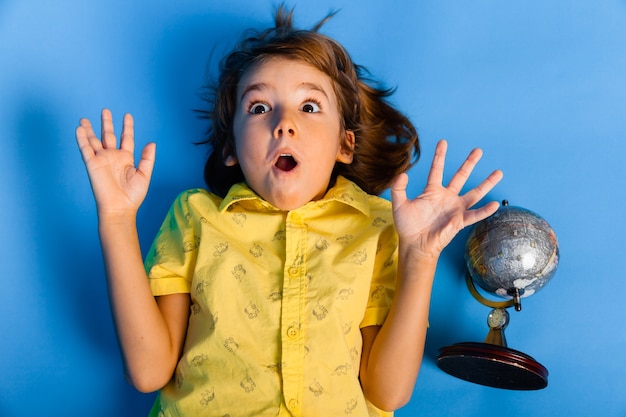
xmin=1 ymin=1 xmax=625 ymax=416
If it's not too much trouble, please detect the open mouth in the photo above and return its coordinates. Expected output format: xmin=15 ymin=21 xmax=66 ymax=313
xmin=275 ymin=154 xmax=297 ymax=172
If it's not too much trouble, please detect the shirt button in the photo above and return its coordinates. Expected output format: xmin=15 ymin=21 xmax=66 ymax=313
xmin=288 ymin=267 xmax=299 ymax=277
xmin=286 ymin=326 xmax=299 ymax=339
xmin=290 ymin=213 xmax=302 ymax=222
xmin=288 ymin=399 xmax=298 ymax=409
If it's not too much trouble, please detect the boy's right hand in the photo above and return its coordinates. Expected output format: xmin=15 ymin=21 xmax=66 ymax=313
xmin=76 ymin=109 xmax=156 ymax=218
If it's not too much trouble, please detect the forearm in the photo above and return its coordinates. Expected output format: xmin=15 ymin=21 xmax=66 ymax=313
xmin=361 ymin=244 xmax=438 ymax=410
xmin=363 ymin=140 xmax=503 ymax=410
xmin=98 ymin=213 xmax=179 ymax=392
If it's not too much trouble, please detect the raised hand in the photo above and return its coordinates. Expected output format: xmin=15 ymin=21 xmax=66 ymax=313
xmin=391 ymin=139 xmax=503 ymax=260
xmin=76 ymin=109 xmax=156 ymax=217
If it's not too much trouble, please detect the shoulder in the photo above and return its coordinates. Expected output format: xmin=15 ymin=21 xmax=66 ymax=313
xmin=365 ymin=192 xmax=392 ymax=214
xmin=170 ymin=188 xmax=223 ymax=215
xmin=175 ymin=188 xmax=215 ymax=201
xmin=330 ymin=176 xmax=392 ymax=215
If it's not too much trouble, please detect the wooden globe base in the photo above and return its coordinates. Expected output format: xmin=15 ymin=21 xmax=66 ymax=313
xmin=437 ymin=342 xmax=548 ymax=390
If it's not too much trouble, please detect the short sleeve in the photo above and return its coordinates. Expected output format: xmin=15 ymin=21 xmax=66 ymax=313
xmin=360 ymin=222 xmax=398 ymax=329
xmin=144 ymin=191 xmax=199 ymax=296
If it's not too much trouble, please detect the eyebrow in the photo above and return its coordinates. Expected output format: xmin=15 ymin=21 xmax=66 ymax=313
xmin=299 ymin=82 xmax=329 ymax=98
xmin=240 ymin=83 xmax=268 ymax=102
xmin=239 ymin=82 xmax=330 ymax=102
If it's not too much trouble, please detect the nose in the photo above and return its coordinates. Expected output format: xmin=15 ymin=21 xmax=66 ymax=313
xmin=273 ymin=107 xmax=296 ymax=139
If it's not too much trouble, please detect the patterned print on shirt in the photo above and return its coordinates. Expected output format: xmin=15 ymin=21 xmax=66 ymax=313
xmin=309 ymin=379 xmax=324 ymax=397
xmin=249 ymin=243 xmax=263 ymax=258
xmin=336 ymin=234 xmax=354 ymax=246
xmin=184 ymin=235 xmax=200 ymax=252
xmin=352 ymin=249 xmax=367 ymax=265
xmin=345 ymin=397 xmax=359 ymax=414
xmin=240 ymin=375 xmax=256 ymax=393
xmin=231 ymin=212 xmax=246 ymax=227
xmin=232 ymin=264 xmax=246 ymax=282
xmin=199 ymin=387 xmax=215 ymax=406
xmin=214 ymin=242 xmax=229 ymax=257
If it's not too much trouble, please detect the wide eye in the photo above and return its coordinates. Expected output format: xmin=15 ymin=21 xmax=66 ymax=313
xmin=301 ymin=101 xmax=321 ymax=113
xmin=249 ymin=102 xmax=271 ymax=114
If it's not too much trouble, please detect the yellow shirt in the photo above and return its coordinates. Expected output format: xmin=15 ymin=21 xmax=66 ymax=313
xmin=145 ymin=176 xmax=397 ymax=417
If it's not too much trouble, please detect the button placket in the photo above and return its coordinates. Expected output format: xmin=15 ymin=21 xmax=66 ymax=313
xmin=281 ymin=211 xmax=307 ymax=414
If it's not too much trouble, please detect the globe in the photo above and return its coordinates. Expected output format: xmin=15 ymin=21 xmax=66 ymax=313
xmin=437 ymin=201 xmax=557 ymax=390
xmin=464 ymin=201 xmax=559 ymax=302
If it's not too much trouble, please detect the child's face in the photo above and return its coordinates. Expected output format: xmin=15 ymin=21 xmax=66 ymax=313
xmin=228 ymin=57 xmax=354 ymax=210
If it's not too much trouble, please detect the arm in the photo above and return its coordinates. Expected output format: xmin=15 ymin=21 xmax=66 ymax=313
xmin=360 ymin=140 xmax=503 ymax=410
xmin=76 ymin=109 xmax=189 ymax=392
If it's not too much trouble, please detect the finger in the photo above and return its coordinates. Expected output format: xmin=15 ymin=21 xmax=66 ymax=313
xmin=461 ymin=169 xmax=504 ymax=208
xmin=426 ymin=140 xmax=447 ymax=186
xmin=100 ymin=108 xmax=117 ymax=149
xmin=120 ymin=113 xmax=135 ymax=153
xmin=447 ymin=148 xmax=483 ymax=194
xmin=137 ymin=142 xmax=157 ymax=183
xmin=78 ymin=117 xmax=94 ymax=137
xmin=75 ymin=125 xmax=96 ymax=162
xmin=390 ymin=173 xmax=409 ymax=208
xmin=78 ymin=117 xmax=101 ymax=147
xmin=464 ymin=200 xmax=501 ymax=227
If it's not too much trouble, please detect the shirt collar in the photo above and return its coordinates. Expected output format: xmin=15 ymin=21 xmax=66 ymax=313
xmin=219 ymin=176 xmax=371 ymax=216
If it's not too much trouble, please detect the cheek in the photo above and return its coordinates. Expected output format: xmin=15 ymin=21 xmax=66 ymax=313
xmin=231 ymin=116 xmax=244 ymax=145
xmin=232 ymin=124 xmax=253 ymax=156
xmin=234 ymin=136 xmax=265 ymax=170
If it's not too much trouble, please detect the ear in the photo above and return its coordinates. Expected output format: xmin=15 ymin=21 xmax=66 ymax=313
xmin=223 ymin=145 xmax=239 ymax=166
xmin=336 ymin=130 xmax=355 ymax=164
xmin=224 ymin=154 xmax=238 ymax=166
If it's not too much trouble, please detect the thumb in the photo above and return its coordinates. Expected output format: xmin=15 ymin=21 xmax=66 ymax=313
xmin=137 ymin=142 xmax=157 ymax=182
xmin=390 ymin=173 xmax=409 ymax=208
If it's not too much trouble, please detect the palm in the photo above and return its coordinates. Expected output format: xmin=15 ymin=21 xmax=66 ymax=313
xmin=76 ymin=109 xmax=155 ymax=215
xmin=391 ymin=140 xmax=503 ymax=258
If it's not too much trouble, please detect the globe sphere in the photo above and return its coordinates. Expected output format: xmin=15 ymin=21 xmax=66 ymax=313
xmin=464 ymin=202 xmax=559 ymax=300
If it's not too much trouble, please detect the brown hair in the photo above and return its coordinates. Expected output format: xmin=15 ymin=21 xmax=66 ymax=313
xmin=198 ymin=5 xmax=420 ymax=197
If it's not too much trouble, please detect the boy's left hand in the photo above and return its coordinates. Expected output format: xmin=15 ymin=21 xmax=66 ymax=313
xmin=390 ymin=139 xmax=503 ymax=261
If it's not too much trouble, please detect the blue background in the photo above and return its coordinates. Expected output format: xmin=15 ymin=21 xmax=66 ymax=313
xmin=1 ymin=1 xmax=625 ymax=416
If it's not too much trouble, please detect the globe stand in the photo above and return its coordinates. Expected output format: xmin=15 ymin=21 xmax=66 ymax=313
xmin=436 ymin=273 xmax=549 ymax=390
xmin=437 ymin=342 xmax=548 ymax=390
